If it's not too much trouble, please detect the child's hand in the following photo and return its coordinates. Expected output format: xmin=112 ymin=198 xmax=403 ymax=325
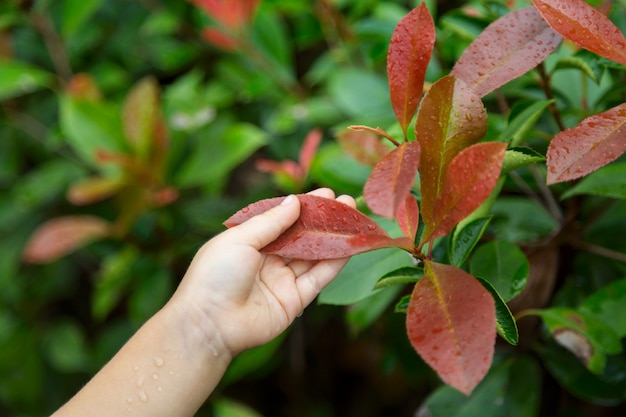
xmin=170 ymin=188 xmax=356 ymax=356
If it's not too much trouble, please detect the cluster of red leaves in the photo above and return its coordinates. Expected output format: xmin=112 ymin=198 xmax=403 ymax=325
xmin=188 ymin=0 xmax=261 ymax=50
xmin=227 ymin=0 xmax=626 ymax=396
xmin=23 ymin=76 xmax=177 ymax=264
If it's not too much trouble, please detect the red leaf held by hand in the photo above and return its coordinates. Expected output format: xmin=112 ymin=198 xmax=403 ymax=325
xmin=547 ymin=103 xmax=626 ymax=184
xmin=424 ymin=142 xmax=507 ymax=242
xmin=532 ymin=0 xmax=626 ymax=66
xmin=416 ymin=76 xmax=487 ymax=229
xmin=364 ymin=141 xmax=421 ymax=219
xmin=224 ymin=195 xmax=413 ymax=260
xmin=451 ymin=6 xmax=562 ymax=97
xmin=396 ymin=193 xmax=419 ymax=242
xmin=406 ymin=261 xmax=496 ymax=395
xmin=387 ymin=3 xmax=435 ymax=136
xmin=23 ymin=216 xmax=111 ymax=264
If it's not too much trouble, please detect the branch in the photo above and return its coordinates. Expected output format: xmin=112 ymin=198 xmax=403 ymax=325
xmin=536 ymin=63 xmax=566 ymax=132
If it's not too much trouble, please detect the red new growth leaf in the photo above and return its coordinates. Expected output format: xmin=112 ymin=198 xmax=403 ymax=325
xmin=406 ymin=261 xmax=496 ymax=395
xmin=416 ymin=76 xmax=487 ymax=229
xmin=396 ymin=193 xmax=419 ymax=242
xmin=337 ymin=129 xmax=391 ymax=167
xmin=23 ymin=216 xmax=111 ymax=264
xmin=387 ymin=3 xmax=435 ymax=137
xmin=298 ymin=129 xmax=322 ymax=175
xmin=451 ymin=6 xmax=562 ymax=98
xmin=364 ymin=141 xmax=421 ymax=219
xmin=532 ymin=0 xmax=626 ymax=66
xmin=224 ymin=195 xmax=413 ymax=260
xmin=546 ymin=103 xmax=626 ymax=184
xmin=423 ymin=142 xmax=507 ymax=242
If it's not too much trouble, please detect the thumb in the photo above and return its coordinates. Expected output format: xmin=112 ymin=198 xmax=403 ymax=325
xmin=224 ymin=194 xmax=301 ymax=250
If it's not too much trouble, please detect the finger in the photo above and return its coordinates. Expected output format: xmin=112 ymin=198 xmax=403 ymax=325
xmin=295 ymin=257 xmax=351 ymax=308
xmin=306 ymin=187 xmax=335 ymax=199
xmin=223 ymin=194 xmax=301 ymax=250
xmin=336 ymin=194 xmax=356 ymax=208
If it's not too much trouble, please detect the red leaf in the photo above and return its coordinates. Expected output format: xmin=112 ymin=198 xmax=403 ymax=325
xmin=190 ymin=0 xmax=260 ymax=29
xmin=532 ymin=0 xmax=626 ymax=66
xmin=423 ymin=142 xmax=507 ymax=242
xmin=387 ymin=3 xmax=435 ymax=136
xmin=406 ymin=261 xmax=496 ymax=395
xmin=337 ymin=129 xmax=391 ymax=167
xmin=396 ymin=193 xmax=419 ymax=241
xmin=451 ymin=6 xmax=562 ymax=98
xmin=224 ymin=195 xmax=413 ymax=260
xmin=546 ymin=103 xmax=626 ymax=184
xmin=298 ymin=129 xmax=322 ymax=175
xmin=23 ymin=216 xmax=111 ymax=264
xmin=201 ymin=27 xmax=240 ymax=51
xmin=416 ymin=76 xmax=487 ymax=229
xmin=364 ymin=141 xmax=421 ymax=219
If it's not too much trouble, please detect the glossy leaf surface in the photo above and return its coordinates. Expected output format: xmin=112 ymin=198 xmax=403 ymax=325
xmin=373 ymin=266 xmax=424 ymax=290
xmin=449 ymin=216 xmax=491 ymax=267
xmin=364 ymin=141 xmax=421 ymax=219
xmin=580 ymin=278 xmax=626 ymax=338
xmin=406 ymin=261 xmax=496 ymax=395
xmin=546 ymin=103 xmax=626 ymax=184
xmin=396 ymin=194 xmax=419 ymax=241
xmin=387 ymin=3 xmax=435 ymax=135
xmin=23 ymin=216 xmax=111 ymax=263
xmin=477 ymin=278 xmax=519 ymax=345
xmin=424 ymin=142 xmax=507 ymax=242
xmin=451 ymin=7 xmax=561 ymax=97
xmin=224 ymin=195 xmax=412 ymax=260
xmin=416 ymin=76 xmax=487 ymax=230
xmin=532 ymin=0 xmax=626 ymax=66
xmin=561 ymin=162 xmax=626 ymax=199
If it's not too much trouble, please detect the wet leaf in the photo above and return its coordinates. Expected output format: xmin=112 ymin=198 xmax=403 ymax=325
xmin=416 ymin=76 xmax=488 ymax=230
xmin=406 ymin=261 xmax=496 ymax=395
xmin=23 ymin=216 xmax=111 ymax=264
xmin=364 ymin=141 xmax=421 ymax=219
xmin=532 ymin=0 xmax=626 ymax=66
xmin=477 ymin=278 xmax=519 ymax=345
xmin=396 ymin=193 xmax=419 ymax=241
xmin=423 ymin=142 xmax=507 ymax=242
xmin=224 ymin=195 xmax=413 ymax=260
xmin=451 ymin=7 xmax=562 ymax=97
xmin=501 ymin=147 xmax=546 ymax=175
xmin=336 ymin=129 xmax=391 ymax=167
xmin=387 ymin=3 xmax=435 ymax=136
xmin=546 ymin=103 xmax=626 ymax=184
xmin=449 ymin=216 xmax=491 ymax=267
xmin=373 ymin=266 xmax=424 ymax=290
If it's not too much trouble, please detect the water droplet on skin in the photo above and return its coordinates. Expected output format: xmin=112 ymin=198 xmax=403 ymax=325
xmin=133 ymin=366 xmax=140 ymax=372
xmin=153 ymin=357 xmax=164 ymax=367
xmin=126 ymin=397 xmax=134 ymax=404
xmin=157 ymin=386 xmax=163 ymax=392
xmin=138 ymin=391 xmax=148 ymax=403
xmin=209 ymin=343 xmax=219 ymax=357
xmin=136 ymin=375 xmax=145 ymax=387
xmin=152 ymin=374 xmax=159 ymax=380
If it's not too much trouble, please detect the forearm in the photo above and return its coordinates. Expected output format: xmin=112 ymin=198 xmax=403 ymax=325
xmin=51 ymin=300 xmax=232 ymax=417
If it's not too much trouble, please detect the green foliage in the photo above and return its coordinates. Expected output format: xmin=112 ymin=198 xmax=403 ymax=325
xmin=4 ymin=0 xmax=626 ymax=415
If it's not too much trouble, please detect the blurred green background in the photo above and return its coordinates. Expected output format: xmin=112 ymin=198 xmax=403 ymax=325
xmin=3 ymin=0 xmax=626 ymax=416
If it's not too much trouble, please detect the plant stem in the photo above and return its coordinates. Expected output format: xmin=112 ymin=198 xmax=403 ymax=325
xmin=530 ymin=165 xmax=563 ymax=221
xmin=536 ymin=63 xmax=566 ymax=132
xmin=572 ymin=239 xmax=626 ymax=264
xmin=32 ymin=11 xmax=73 ymax=82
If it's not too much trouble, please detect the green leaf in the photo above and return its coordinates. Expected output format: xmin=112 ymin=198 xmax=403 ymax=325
xmin=0 ymin=59 xmax=53 ymax=100
xmin=497 ymin=99 xmax=555 ymax=146
xmin=534 ymin=307 xmax=622 ymax=374
xmin=554 ymin=56 xmax=597 ymax=82
xmin=561 ymin=162 xmax=626 ymax=200
xmin=62 ymin=0 xmax=104 ymax=38
xmin=122 ymin=76 xmax=160 ymax=159
xmin=319 ymin=247 xmax=414 ymax=305
xmin=346 ymin=286 xmax=403 ymax=334
xmin=129 ymin=265 xmax=172 ymax=322
xmin=449 ymin=216 xmax=491 ymax=267
xmin=489 ymin=197 xmax=559 ymax=243
xmin=501 ymin=147 xmax=546 ymax=175
xmin=213 ymin=398 xmax=264 ymax=417
xmin=470 ymin=240 xmax=529 ymax=302
xmin=477 ymin=277 xmax=518 ymax=345
xmin=92 ymin=247 xmax=138 ymax=321
xmin=310 ymin=143 xmax=372 ymax=196
xmin=222 ymin=332 xmax=287 ymax=386
xmin=59 ymin=95 xmax=127 ymax=171
xmin=418 ymin=355 xmax=541 ymax=417
xmin=44 ymin=320 xmax=90 ymax=373
xmin=373 ymin=266 xmax=423 ymax=289
xmin=394 ymin=294 xmax=411 ymax=313
xmin=580 ymin=278 xmax=626 ymax=338
xmin=176 ymin=122 xmax=267 ymax=193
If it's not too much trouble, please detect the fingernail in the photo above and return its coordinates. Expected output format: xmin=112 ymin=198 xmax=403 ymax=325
xmin=281 ymin=194 xmax=295 ymax=206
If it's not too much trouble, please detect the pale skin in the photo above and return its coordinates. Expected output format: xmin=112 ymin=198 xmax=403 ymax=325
xmin=51 ymin=188 xmax=355 ymax=417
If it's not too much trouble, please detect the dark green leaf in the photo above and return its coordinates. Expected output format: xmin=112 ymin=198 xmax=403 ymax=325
xmin=449 ymin=216 xmax=491 ymax=267
xmin=477 ymin=277 xmax=518 ymax=345
xmin=394 ymin=294 xmax=411 ymax=314
xmin=470 ymin=240 xmax=529 ymax=302
xmin=346 ymin=286 xmax=403 ymax=334
xmin=0 ymin=59 xmax=53 ymax=100
xmin=497 ymin=99 xmax=554 ymax=147
xmin=373 ymin=266 xmax=423 ymax=289
xmin=490 ymin=197 xmax=559 ymax=243
xmin=580 ymin=278 xmax=626 ymax=338
xmin=561 ymin=162 xmax=626 ymax=200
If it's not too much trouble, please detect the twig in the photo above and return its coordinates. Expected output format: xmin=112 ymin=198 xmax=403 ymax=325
xmin=31 ymin=11 xmax=73 ymax=82
xmin=536 ymin=63 xmax=566 ymax=132
xmin=530 ymin=165 xmax=563 ymax=221
xmin=573 ymin=239 xmax=626 ymax=264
